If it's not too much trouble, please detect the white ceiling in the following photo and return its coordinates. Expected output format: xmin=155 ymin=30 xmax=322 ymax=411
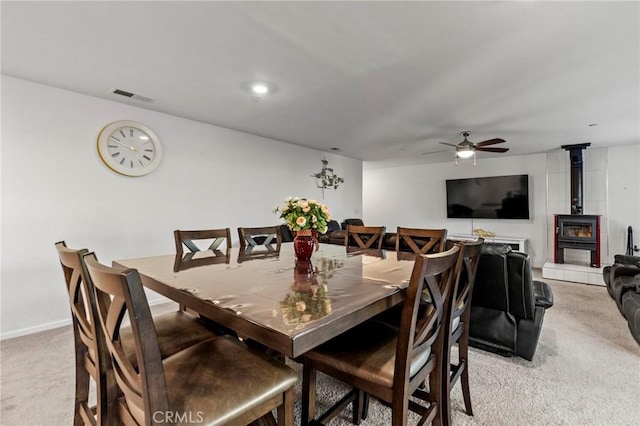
xmin=2 ymin=1 xmax=638 ymax=169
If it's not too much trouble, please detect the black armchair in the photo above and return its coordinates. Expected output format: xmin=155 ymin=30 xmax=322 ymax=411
xmin=603 ymin=254 xmax=640 ymax=344
xmin=469 ymin=244 xmax=554 ymax=360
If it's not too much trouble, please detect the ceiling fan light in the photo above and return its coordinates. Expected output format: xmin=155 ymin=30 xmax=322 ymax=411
xmin=456 ymin=149 xmax=475 ymax=158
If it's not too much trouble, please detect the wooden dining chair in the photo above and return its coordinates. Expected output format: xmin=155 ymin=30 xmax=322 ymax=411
xmin=300 ymin=245 xmax=465 ymax=426
xmin=238 ymin=226 xmax=282 ymax=249
xmin=396 ymin=227 xmax=447 ymax=254
xmin=174 ymin=228 xmax=231 ymax=258
xmin=55 ymin=241 xmax=109 ymax=425
xmin=442 ymin=239 xmax=483 ymax=426
xmin=84 ymin=251 xmax=298 ymax=426
xmin=173 ymin=228 xmax=231 ymax=277
xmin=345 ymin=225 xmax=386 ymax=250
xmin=55 ymin=241 xmax=219 ymax=425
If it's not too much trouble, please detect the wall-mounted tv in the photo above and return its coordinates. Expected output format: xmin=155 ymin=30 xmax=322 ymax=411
xmin=446 ymin=174 xmax=530 ymax=219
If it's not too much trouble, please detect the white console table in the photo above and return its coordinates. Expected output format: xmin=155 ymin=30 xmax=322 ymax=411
xmin=448 ymin=234 xmax=527 ymax=253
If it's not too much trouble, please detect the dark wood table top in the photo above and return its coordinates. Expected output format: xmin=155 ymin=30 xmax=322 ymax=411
xmin=114 ymin=244 xmax=416 ymax=358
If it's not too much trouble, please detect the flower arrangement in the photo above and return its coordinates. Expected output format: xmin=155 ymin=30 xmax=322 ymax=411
xmin=273 ymin=197 xmax=331 ymax=234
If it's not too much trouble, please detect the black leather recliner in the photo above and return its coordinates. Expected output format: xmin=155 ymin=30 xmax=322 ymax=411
xmin=469 ymin=244 xmax=554 ymax=361
xmin=603 ymin=254 xmax=640 ymax=344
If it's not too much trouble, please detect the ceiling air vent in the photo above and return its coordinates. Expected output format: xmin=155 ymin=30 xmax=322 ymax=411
xmin=110 ymin=88 xmax=155 ymax=103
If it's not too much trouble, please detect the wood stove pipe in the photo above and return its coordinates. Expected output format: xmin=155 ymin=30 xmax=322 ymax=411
xmin=561 ymin=143 xmax=590 ymax=215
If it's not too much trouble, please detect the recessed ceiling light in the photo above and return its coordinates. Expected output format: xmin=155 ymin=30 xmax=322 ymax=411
xmin=251 ymin=83 xmax=270 ymax=95
xmin=245 ymin=81 xmax=277 ymax=97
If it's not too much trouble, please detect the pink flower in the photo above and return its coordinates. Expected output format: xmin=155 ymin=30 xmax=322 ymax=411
xmin=296 ymin=216 xmax=307 ymax=227
xmin=296 ymin=301 xmax=306 ymax=312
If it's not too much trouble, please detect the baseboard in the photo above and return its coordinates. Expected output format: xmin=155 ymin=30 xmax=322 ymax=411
xmin=0 ymin=318 xmax=71 ymax=341
xmin=0 ymin=297 xmax=173 ymax=341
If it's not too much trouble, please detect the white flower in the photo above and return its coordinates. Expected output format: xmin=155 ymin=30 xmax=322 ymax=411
xmin=296 ymin=216 xmax=307 ymax=227
xmin=296 ymin=301 xmax=306 ymax=312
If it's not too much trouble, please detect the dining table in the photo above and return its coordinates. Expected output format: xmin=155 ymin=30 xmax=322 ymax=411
xmin=113 ymin=243 xmax=417 ymax=359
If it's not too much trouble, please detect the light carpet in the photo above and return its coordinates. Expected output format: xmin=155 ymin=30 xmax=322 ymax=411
xmin=1 ymin=275 xmax=639 ymax=425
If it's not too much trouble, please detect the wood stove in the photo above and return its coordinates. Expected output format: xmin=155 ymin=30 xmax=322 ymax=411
xmin=553 ymin=143 xmax=601 ymax=267
xmin=554 ymin=214 xmax=601 ymax=267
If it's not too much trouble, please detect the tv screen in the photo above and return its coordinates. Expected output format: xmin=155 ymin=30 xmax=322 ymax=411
xmin=446 ymin=174 xmax=530 ymax=219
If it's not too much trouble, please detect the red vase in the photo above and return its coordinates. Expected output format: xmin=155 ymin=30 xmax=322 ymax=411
xmin=294 ymin=230 xmax=315 ymax=261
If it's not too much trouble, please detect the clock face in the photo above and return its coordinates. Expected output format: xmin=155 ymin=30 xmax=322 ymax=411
xmin=97 ymin=121 xmax=163 ymax=176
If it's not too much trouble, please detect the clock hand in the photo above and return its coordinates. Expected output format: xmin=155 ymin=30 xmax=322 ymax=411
xmin=111 ymin=139 xmax=136 ymax=151
xmin=132 ymin=150 xmax=145 ymax=165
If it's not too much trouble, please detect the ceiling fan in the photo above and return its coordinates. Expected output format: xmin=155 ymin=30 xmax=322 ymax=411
xmin=439 ymin=131 xmax=509 ymax=165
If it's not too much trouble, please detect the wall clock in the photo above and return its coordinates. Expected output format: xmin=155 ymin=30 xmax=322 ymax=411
xmin=97 ymin=120 xmax=163 ymax=176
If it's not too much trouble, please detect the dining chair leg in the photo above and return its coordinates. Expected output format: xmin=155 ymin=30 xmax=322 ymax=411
xmin=441 ymin=341 xmax=453 ymax=426
xmin=431 ymin=355 xmax=445 ymax=426
xmin=361 ymin=392 xmax=369 ymax=420
xmin=302 ymin=362 xmax=316 ymax=426
xmin=352 ymin=389 xmax=365 ymax=425
xmin=277 ymin=388 xmax=294 ymax=426
xmin=391 ymin=396 xmax=411 ymax=426
xmin=459 ymin=336 xmax=473 ymax=416
xmin=72 ymin=358 xmax=90 ymax=426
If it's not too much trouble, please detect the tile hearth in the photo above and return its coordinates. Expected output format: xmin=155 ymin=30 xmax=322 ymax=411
xmin=542 ymin=261 xmax=605 ymax=286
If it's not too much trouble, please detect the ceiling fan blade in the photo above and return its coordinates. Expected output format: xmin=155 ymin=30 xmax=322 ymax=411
xmin=476 ymin=147 xmax=509 ymax=153
xmin=422 ymin=149 xmax=450 ymax=155
xmin=438 ymin=142 xmax=459 ymax=147
xmin=475 ymin=138 xmax=506 ymax=147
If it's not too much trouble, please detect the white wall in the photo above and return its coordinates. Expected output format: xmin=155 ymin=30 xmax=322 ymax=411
xmin=363 ymin=154 xmax=548 ymax=266
xmin=606 ymin=144 xmax=640 ymax=259
xmin=0 ymin=76 xmax=362 ymax=338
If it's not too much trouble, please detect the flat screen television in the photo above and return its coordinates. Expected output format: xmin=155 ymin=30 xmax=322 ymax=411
xmin=446 ymin=174 xmax=530 ymax=219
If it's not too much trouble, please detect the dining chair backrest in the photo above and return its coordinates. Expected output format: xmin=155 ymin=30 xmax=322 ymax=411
xmin=174 ymin=228 xmax=231 ymax=257
xmin=173 ymin=228 xmax=232 ymax=273
xmin=345 ymin=225 xmax=386 ymax=249
xmin=441 ymin=239 xmax=484 ymax=425
xmin=55 ymin=241 xmax=110 ymax=425
xmin=238 ymin=226 xmax=282 ymax=249
xmin=395 ymin=227 xmax=447 ymax=254
xmin=451 ymin=239 xmax=484 ymax=322
xmin=84 ymin=252 xmax=170 ymax=425
xmin=394 ymin=245 xmax=464 ymax=391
